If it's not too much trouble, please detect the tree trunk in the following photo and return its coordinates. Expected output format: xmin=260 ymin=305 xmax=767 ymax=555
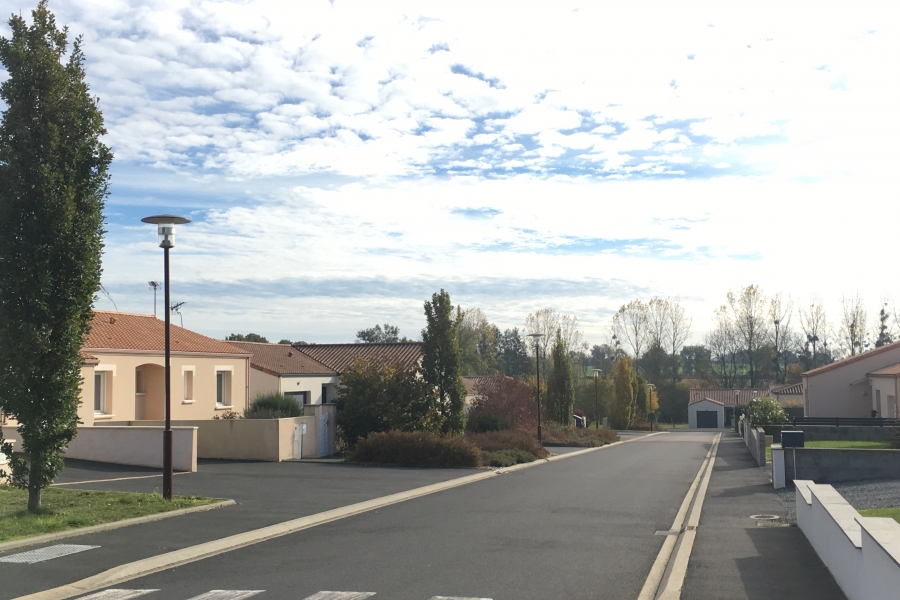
xmin=28 ymin=462 xmax=42 ymax=513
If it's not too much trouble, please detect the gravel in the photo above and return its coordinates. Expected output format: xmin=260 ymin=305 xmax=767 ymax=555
xmin=773 ymin=478 xmax=900 ymax=525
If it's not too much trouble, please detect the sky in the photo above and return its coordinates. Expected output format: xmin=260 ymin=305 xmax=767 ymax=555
xmin=1 ymin=0 xmax=897 ymax=345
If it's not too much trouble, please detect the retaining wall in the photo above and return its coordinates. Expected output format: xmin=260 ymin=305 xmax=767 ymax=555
xmin=793 ymin=426 xmax=896 ymax=442
xmin=746 ymin=426 xmax=767 ymax=467
xmin=775 ymin=446 xmax=900 ymax=484
xmin=1 ymin=425 xmax=197 ymax=472
xmin=796 ymin=480 xmax=900 ymax=600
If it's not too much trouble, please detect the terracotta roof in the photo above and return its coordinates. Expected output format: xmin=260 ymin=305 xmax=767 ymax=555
xmin=80 ymin=352 xmax=99 ymax=366
xmin=294 ymin=342 xmax=423 ymax=374
xmin=771 ymin=382 xmax=804 ymax=395
xmin=868 ymin=362 xmax=900 ymax=377
xmin=229 ymin=342 xmax=336 ymax=376
xmin=85 ymin=311 xmax=250 ymax=356
xmin=689 ymin=388 xmax=771 ymax=406
xmin=462 ymin=375 xmax=508 ymax=396
xmin=804 ymin=339 xmax=900 ymax=377
xmin=690 ymin=397 xmax=725 ymax=406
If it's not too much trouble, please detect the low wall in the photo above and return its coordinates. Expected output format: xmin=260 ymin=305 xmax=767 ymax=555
xmin=793 ymin=426 xmax=895 ymax=442
xmin=1 ymin=425 xmax=197 ymax=472
xmin=796 ymin=480 xmax=900 ymax=600
xmin=747 ymin=426 xmax=766 ymax=467
xmin=777 ymin=447 xmax=900 ymax=484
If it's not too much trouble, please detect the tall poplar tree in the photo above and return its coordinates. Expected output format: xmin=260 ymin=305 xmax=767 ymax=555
xmin=0 ymin=2 xmax=111 ymax=512
xmin=546 ymin=329 xmax=575 ymax=425
xmin=421 ymin=289 xmax=466 ymax=434
xmin=612 ymin=357 xmax=636 ymax=429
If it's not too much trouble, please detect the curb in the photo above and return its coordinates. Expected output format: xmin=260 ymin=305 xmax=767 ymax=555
xmin=493 ymin=431 xmax=665 ymax=474
xmin=0 ymin=499 xmax=235 ymax=554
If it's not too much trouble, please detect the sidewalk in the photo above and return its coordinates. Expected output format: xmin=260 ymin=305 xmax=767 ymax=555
xmin=682 ymin=432 xmax=846 ymax=599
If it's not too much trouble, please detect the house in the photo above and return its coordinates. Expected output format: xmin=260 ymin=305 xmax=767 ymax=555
xmin=293 ymin=342 xmax=423 ymax=374
xmin=81 ymin=311 xmax=251 ymax=425
xmin=229 ymin=341 xmax=340 ymax=406
xmin=462 ymin=376 xmax=494 ymax=408
xmin=803 ymin=340 xmax=900 ymax=418
xmin=770 ymin=382 xmax=804 ymax=411
xmin=689 ymin=388 xmax=771 ymax=427
xmin=689 ymin=398 xmax=724 ymax=429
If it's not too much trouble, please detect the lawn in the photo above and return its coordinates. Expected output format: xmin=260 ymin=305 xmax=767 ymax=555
xmin=0 ymin=486 xmax=218 ymax=543
xmin=766 ymin=440 xmax=892 ymax=462
xmin=859 ymin=507 xmax=900 ymax=524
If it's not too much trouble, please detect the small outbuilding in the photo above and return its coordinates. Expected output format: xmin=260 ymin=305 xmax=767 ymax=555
xmin=689 ymin=397 xmax=725 ymax=429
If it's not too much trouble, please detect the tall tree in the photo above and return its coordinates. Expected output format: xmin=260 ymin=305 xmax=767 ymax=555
xmin=875 ymin=301 xmax=893 ymax=348
xmin=706 ymin=307 xmax=740 ymax=388
xmin=839 ymin=293 xmax=868 ymax=357
xmin=500 ymin=327 xmax=530 ymax=376
xmin=546 ymin=330 xmax=575 ymax=425
xmin=421 ymin=290 xmax=466 ymax=434
xmin=799 ymin=296 xmax=829 ymax=369
xmin=0 ymin=2 xmax=112 ymax=512
xmin=665 ymin=299 xmax=692 ymax=384
xmin=768 ymin=293 xmax=794 ymax=384
xmin=356 ymin=323 xmax=406 ymax=343
xmin=611 ymin=357 xmax=636 ymax=429
xmin=726 ymin=285 xmax=770 ymax=387
xmin=611 ymin=300 xmax=648 ymax=360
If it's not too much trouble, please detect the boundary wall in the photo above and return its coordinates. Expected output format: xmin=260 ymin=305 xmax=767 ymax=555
xmin=796 ymin=480 xmax=900 ymax=600
xmin=772 ymin=445 xmax=900 ymax=486
xmin=744 ymin=425 xmax=766 ymax=467
xmin=793 ymin=426 xmax=895 ymax=442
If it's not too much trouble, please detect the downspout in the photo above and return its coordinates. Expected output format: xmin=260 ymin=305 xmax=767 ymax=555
xmin=245 ymin=357 xmax=250 ymax=412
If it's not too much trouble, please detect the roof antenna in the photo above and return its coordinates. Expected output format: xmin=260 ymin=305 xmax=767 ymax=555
xmin=149 ymin=281 xmax=161 ymax=317
xmin=170 ymin=301 xmax=185 ymax=328
xmin=100 ymin=284 xmax=118 ymax=311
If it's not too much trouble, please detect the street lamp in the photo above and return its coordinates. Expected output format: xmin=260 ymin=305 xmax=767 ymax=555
xmin=593 ymin=369 xmax=602 ymax=429
xmin=141 ymin=214 xmax=191 ymax=501
xmin=527 ymin=333 xmax=545 ymax=441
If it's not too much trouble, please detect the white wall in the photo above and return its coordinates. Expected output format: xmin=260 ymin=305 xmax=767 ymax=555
xmin=688 ymin=400 xmax=724 ymax=428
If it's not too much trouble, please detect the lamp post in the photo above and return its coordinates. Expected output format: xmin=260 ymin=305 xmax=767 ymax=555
xmin=773 ymin=318 xmax=781 ymax=384
xmin=593 ymin=369 xmax=602 ymax=429
xmin=527 ymin=333 xmax=545 ymax=441
xmin=141 ymin=214 xmax=191 ymax=501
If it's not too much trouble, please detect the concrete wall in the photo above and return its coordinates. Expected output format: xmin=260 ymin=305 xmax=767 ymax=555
xmin=1 ymin=425 xmax=197 ymax=472
xmin=869 ymin=376 xmax=899 ymax=418
xmin=796 ymin=480 xmax=900 ymax=600
xmin=782 ymin=447 xmax=900 ymax=483
xmin=747 ymin=426 xmax=766 ymax=467
xmin=248 ymin=367 xmax=280 ymax=401
xmin=795 ymin=425 xmax=896 ymax=442
xmin=804 ymin=345 xmax=900 ymax=418
xmin=688 ymin=399 xmax=724 ymax=428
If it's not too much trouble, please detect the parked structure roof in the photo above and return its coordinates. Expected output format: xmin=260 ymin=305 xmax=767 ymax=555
xmin=229 ymin=342 xmax=336 ymax=376
xmin=294 ymin=342 xmax=423 ymax=373
xmin=688 ymin=388 xmax=771 ymax=406
xmin=771 ymin=382 xmax=804 ymax=395
xmin=868 ymin=362 xmax=900 ymax=377
xmin=689 ymin=397 xmax=725 ymax=406
xmin=85 ymin=311 xmax=250 ymax=356
xmin=804 ymin=339 xmax=900 ymax=377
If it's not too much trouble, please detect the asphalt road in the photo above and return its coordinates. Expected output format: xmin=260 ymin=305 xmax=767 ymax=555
xmin=11 ymin=432 xmax=718 ymax=600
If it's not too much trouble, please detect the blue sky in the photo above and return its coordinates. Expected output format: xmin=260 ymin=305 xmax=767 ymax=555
xmin=2 ymin=0 xmax=897 ymax=344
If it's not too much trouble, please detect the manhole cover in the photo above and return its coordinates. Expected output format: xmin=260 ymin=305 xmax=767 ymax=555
xmin=750 ymin=514 xmax=779 ymax=521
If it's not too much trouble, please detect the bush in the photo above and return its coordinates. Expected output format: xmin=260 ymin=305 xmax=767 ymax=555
xmin=245 ymin=392 xmax=302 ymax=419
xmin=467 ymin=429 xmax=549 ymax=459
xmin=346 ymin=431 xmax=482 ymax=468
xmin=746 ymin=396 xmax=787 ymax=425
xmin=467 ymin=412 xmax=510 ymax=433
xmin=541 ymin=423 xmax=619 ymax=447
xmin=481 ymin=449 xmax=538 ymax=467
xmin=467 ymin=375 xmax=538 ymax=432
xmin=212 ymin=410 xmax=242 ymax=420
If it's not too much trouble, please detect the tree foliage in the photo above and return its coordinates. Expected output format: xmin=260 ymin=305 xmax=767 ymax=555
xmin=746 ymin=396 xmax=788 ymax=425
xmin=467 ymin=374 xmax=538 ymax=433
xmin=226 ymin=333 xmax=268 ymax=343
xmin=0 ymin=2 xmax=112 ymax=512
xmin=546 ymin=330 xmax=575 ymax=425
xmin=335 ymin=358 xmax=442 ymax=447
xmin=421 ymin=289 xmax=466 ymax=434
xmin=356 ymin=323 xmax=408 ymax=343
xmin=611 ymin=357 xmax=636 ymax=429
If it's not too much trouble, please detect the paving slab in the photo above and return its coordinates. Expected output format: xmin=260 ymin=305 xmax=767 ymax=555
xmin=683 ymin=432 xmax=847 ymax=600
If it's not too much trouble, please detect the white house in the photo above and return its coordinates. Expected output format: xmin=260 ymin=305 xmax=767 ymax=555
xmin=689 ymin=397 xmax=725 ymax=429
xmin=229 ymin=342 xmax=340 ymax=406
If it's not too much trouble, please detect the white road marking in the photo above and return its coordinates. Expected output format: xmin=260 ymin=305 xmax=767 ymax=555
xmin=185 ymin=592 xmax=265 ymax=600
xmin=429 ymin=597 xmax=493 ymax=599
xmin=303 ymin=593 xmax=376 ymax=600
xmin=75 ymin=591 xmax=158 ymax=599
xmin=0 ymin=544 xmax=99 ymax=564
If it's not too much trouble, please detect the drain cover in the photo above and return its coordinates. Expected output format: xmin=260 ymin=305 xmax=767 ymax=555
xmin=750 ymin=514 xmax=779 ymax=521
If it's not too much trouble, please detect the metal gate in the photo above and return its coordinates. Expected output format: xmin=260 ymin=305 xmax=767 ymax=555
xmin=696 ymin=410 xmax=719 ymax=428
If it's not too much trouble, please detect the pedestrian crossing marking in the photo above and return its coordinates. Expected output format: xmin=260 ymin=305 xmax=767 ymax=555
xmin=303 ymin=593 xmax=376 ymax=600
xmin=76 ymin=591 xmax=158 ymax=599
xmin=0 ymin=544 xmax=99 ymax=564
xmin=186 ymin=592 xmax=265 ymax=600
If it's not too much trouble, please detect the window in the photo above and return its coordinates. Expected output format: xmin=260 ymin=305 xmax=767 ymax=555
xmin=285 ymin=391 xmax=309 ymax=407
xmin=94 ymin=371 xmax=107 ymax=414
xmin=216 ymin=371 xmax=230 ymax=406
xmin=184 ymin=370 xmax=194 ymax=401
xmin=321 ymin=384 xmax=327 ymax=404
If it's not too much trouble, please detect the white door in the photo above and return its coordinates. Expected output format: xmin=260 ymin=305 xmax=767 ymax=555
xmin=318 ymin=414 xmax=329 ymax=457
xmin=293 ymin=424 xmax=302 ymax=459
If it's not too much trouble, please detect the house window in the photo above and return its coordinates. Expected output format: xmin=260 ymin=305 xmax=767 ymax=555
xmin=94 ymin=371 xmax=107 ymax=414
xmin=216 ymin=371 xmax=230 ymax=406
xmin=321 ymin=384 xmax=327 ymax=404
xmin=285 ymin=391 xmax=309 ymax=407
xmin=184 ymin=370 xmax=194 ymax=401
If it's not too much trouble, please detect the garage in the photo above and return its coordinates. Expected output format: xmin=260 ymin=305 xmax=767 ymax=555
xmin=689 ymin=398 xmax=724 ymax=429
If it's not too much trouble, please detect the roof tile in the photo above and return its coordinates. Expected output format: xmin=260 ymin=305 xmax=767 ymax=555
xmin=229 ymin=342 xmax=336 ymax=376
xmin=294 ymin=342 xmax=423 ymax=373
xmin=85 ymin=311 xmax=250 ymax=356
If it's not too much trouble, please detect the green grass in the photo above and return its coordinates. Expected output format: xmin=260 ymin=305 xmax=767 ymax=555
xmin=0 ymin=486 xmax=218 ymax=543
xmin=859 ymin=507 xmax=900 ymax=524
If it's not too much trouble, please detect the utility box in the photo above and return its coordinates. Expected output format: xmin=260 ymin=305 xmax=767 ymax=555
xmin=781 ymin=430 xmax=804 ymax=448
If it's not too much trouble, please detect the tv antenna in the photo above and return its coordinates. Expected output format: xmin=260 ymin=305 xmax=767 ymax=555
xmin=100 ymin=284 xmax=118 ymax=311
xmin=170 ymin=302 xmax=185 ymax=328
xmin=149 ymin=281 xmax=161 ymax=317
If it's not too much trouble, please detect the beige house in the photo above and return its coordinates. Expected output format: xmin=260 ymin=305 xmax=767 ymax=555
xmin=80 ymin=311 xmax=251 ymax=425
xmin=771 ymin=382 xmax=804 ymax=410
xmin=229 ymin=341 xmax=340 ymax=406
xmin=803 ymin=340 xmax=900 ymax=417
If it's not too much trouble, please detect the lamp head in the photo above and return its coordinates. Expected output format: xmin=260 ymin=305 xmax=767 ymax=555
xmin=142 ymin=214 xmax=191 ymax=248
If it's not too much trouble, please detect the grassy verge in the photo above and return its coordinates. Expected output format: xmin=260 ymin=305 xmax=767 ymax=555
xmin=540 ymin=425 xmax=619 ymax=447
xmin=0 ymin=486 xmax=218 ymax=543
xmin=859 ymin=507 xmax=900 ymax=524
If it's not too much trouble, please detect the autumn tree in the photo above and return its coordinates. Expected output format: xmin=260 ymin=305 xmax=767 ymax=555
xmin=421 ymin=290 xmax=466 ymax=434
xmin=0 ymin=2 xmax=112 ymax=512
xmin=611 ymin=357 xmax=636 ymax=429
xmin=546 ymin=330 xmax=575 ymax=425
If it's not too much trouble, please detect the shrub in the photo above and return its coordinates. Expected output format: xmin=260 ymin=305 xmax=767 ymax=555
xmin=245 ymin=392 xmax=302 ymax=419
xmin=212 ymin=410 xmax=242 ymax=420
xmin=481 ymin=449 xmax=538 ymax=467
xmin=467 ymin=429 xmax=549 ymax=459
xmin=541 ymin=423 xmax=619 ymax=447
xmin=346 ymin=431 xmax=481 ymax=468
xmin=746 ymin=397 xmax=787 ymax=425
xmin=467 ymin=375 xmax=538 ymax=432
xmin=467 ymin=412 xmax=510 ymax=433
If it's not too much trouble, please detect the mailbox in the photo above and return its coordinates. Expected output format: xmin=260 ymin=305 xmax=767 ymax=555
xmin=781 ymin=430 xmax=804 ymax=448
